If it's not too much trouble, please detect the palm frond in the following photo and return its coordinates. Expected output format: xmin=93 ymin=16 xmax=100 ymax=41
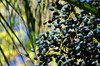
xmin=0 ymin=19 xmax=26 ymax=66
xmin=64 ymin=0 xmax=100 ymax=17
xmin=0 ymin=46 xmax=10 ymax=66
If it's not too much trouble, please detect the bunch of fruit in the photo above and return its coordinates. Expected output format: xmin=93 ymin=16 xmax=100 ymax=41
xmin=34 ymin=0 xmax=100 ymax=66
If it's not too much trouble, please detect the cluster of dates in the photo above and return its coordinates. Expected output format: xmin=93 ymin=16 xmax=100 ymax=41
xmin=34 ymin=0 xmax=100 ymax=66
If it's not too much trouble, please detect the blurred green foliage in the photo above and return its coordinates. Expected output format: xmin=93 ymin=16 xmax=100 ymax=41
xmin=0 ymin=0 xmax=52 ymax=65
